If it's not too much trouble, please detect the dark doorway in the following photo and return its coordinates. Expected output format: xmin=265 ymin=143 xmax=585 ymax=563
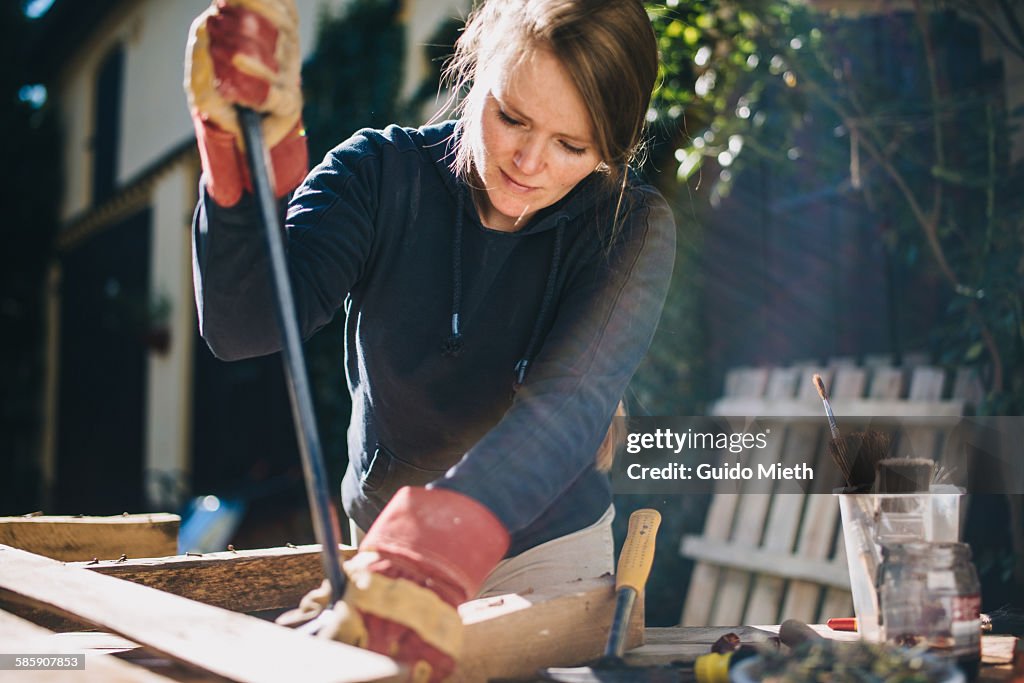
xmin=190 ymin=330 xmax=318 ymax=548
xmin=55 ymin=208 xmax=151 ymax=514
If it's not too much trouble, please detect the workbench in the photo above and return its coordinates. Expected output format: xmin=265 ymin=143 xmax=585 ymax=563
xmin=0 ymin=542 xmax=643 ymax=682
xmin=0 ymin=518 xmax=1016 ymax=682
xmin=6 ymin=623 xmax=1017 ymax=681
xmin=624 ymin=625 xmax=1019 ymax=682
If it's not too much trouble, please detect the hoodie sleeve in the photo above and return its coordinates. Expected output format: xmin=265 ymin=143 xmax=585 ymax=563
xmin=432 ymin=185 xmax=676 ymax=535
xmin=192 ymin=132 xmax=383 ymax=360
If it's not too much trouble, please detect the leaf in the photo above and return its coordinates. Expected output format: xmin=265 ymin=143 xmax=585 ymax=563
xmin=683 ymin=25 xmax=700 ymax=45
xmin=677 ymin=150 xmax=704 ymax=181
xmin=965 ymin=342 xmax=984 ymax=361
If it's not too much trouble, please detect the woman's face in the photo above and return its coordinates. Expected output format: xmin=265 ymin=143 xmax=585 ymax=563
xmin=470 ymin=48 xmax=603 ymax=232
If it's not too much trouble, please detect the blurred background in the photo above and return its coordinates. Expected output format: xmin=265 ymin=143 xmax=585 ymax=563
xmin=1 ymin=0 xmax=1021 ymax=626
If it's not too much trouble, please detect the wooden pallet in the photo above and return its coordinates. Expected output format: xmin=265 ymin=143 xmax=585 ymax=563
xmin=0 ymin=513 xmax=179 ymax=562
xmin=0 ymin=541 xmax=642 ymax=682
xmin=679 ymin=360 xmax=977 ymax=627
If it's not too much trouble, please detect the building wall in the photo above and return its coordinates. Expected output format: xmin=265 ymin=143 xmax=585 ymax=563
xmin=144 ymin=160 xmax=197 ymax=509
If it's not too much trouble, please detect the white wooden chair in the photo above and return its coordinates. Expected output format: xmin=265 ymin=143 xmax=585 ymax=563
xmin=679 ymin=359 xmax=980 ymax=626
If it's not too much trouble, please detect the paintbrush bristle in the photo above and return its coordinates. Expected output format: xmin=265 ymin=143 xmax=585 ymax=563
xmin=812 ymin=373 xmax=854 ymax=487
xmin=849 ymin=431 xmax=893 ymax=488
xmin=813 ymin=373 xmax=829 ymax=401
xmin=875 ymin=457 xmax=935 ymax=494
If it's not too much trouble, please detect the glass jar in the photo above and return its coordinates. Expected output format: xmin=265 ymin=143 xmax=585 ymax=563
xmin=877 ymin=542 xmax=982 ymax=680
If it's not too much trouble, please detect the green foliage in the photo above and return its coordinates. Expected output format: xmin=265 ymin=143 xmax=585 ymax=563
xmin=302 ymin=0 xmax=405 ymax=163
xmin=300 ymin=0 xmax=405 ymax=485
xmin=645 ymin=0 xmax=1024 ymax=413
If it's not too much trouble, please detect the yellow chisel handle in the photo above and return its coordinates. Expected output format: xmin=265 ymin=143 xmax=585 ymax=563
xmin=616 ymin=508 xmax=661 ymax=592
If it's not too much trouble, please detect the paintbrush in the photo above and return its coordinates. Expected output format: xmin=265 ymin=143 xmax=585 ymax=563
xmin=874 ymin=456 xmax=935 ymax=517
xmin=814 ymin=373 xmax=853 ymax=487
xmin=874 ymin=458 xmax=934 ymax=494
xmin=833 ymin=430 xmax=893 ymax=491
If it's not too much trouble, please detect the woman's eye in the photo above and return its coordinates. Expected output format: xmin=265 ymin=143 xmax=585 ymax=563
xmin=497 ymin=109 xmax=522 ymax=127
xmin=560 ymin=141 xmax=586 ymax=156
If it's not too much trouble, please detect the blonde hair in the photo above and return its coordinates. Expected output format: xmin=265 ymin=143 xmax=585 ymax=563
xmin=444 ymin=0 xmax=658 ymax=203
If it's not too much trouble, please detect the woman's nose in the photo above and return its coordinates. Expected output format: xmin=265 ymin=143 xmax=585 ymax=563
xmin=513 ymin=137 xmax=545 ymax=174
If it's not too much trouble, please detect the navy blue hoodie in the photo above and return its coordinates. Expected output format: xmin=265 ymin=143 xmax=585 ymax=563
xmin=193 ymin=120 xmax=674 ymax=555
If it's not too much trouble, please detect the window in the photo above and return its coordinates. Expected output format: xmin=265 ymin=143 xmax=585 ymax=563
xmin=92 ymin=44 xmax=124 ymax=204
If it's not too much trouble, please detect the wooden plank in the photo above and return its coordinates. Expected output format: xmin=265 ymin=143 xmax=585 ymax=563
xmin=707 ymin=487 xmax=769 ymax=626
xmin=723 ymin=367 xmax=769 ymax=398
xmin=952 ymin=368 xmax=984 ymax=408
xmin=74 ymin=544 xmax=351 ymax=614
xmin=0 ymin=545 xmax=401 ymax=683
xmin=680 ymin=369 xmax=772 ymax=626
xmin=899 ymin=366 xmax=947 ymax=460
xmin=680 ymin=537 xmax=850 ymax=590
xmin=908 ymin=366 xmax=946 ymax=400
xmin=455 ymin=576 xmax=643 ymax=682
xmin=765 ymin=367 xmax=800 ymax=399
xmin=679 ymin=492 xmax=739 ymax=626
xmin=709 ymin=368 xmax=800 ymax=626
xmin=830 ymin=368 xmax=867 ymax=400
xmin=744 ymin=410 xmax=823 ymax=625
xmin=0 ymin=609 xmax=181 ymax=683
xmin=0 ymin=514 xmax=179 ymax=562
xmin=623 ymin=625 xmax=780 ymax=666
xmin=868 ymin=367 xmax=905 ymax=400
xmin=818 ymin=525 xmax=853 ymax=621
xmin=26 ymin=576 xmax=643 ymax=683
xmin=3 ymin=545 xmax=346 ymax=631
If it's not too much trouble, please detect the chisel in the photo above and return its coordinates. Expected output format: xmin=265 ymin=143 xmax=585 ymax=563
xmin=541 ymin=508 xmax=662 ymax=681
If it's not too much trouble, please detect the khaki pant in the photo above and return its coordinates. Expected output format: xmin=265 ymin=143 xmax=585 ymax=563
xmin=348 ymin=505 xmax=615 ymax=598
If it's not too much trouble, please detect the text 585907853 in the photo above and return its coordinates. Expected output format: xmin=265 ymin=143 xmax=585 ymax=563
xmin=0 ymin=654 xmax=85 ymax=670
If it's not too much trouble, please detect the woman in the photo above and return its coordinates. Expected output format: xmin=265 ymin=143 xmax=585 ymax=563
xmin=185 ymin=0 xmax=674 ymax=678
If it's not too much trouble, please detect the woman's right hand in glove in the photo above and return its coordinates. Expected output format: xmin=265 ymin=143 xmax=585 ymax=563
xmin=276 ymin=487 xmax=511 ymax=683
xmin=184 ymin=0 xmax=308 ymax=207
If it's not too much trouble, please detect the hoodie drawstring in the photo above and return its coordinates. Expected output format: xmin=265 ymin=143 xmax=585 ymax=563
xmin=442 ymin=188 xmax=566 ymax=393
xmin=513 ymin=217 xmax=565 ymax=392
xmin=441 ymin=190 xmax=465 ymax=357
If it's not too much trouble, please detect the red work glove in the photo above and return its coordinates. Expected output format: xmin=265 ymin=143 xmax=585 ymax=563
xmin=184 ymin=0 xmax=308 ymax=207
xmin=277 ymin=487 xmax=509 ymax=682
